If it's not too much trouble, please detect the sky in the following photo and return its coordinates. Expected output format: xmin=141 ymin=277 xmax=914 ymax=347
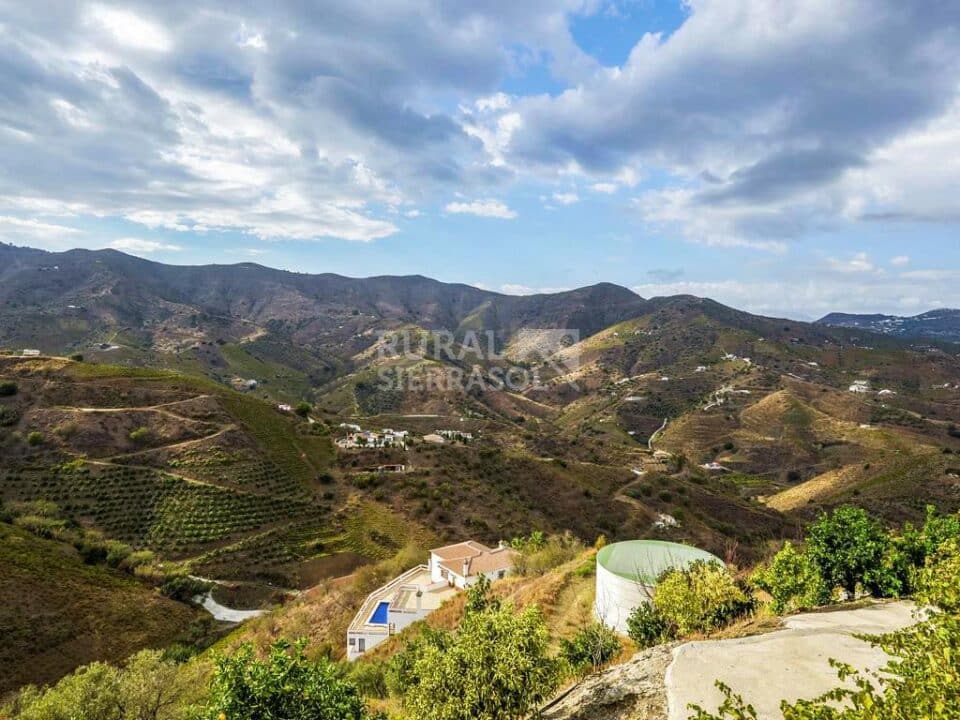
xmin=2 ymin=0 xmax=960 ymax=320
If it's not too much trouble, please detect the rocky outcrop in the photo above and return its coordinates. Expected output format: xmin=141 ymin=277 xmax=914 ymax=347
xmin=540 ymin=644 xmax=675 ymax=720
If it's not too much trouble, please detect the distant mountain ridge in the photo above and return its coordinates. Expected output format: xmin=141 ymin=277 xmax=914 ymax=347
xmin=818 ymin=309 xmax=960 ymax=343
xmin=0 ymin=243 xmax=647 ymax=352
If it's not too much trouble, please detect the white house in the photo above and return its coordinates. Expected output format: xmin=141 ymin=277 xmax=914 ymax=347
xmin=21 ymin=349 xmax=40 ymax=357
xmin=346 ymin=539 xmax=518 ymax=660
xmin=427 ymin=540 xmax=518 ymax=589
xmin=849 ymin=380 xmax=871 ymax=394
xmin=346 ymin=565 xmax=457 ymax=661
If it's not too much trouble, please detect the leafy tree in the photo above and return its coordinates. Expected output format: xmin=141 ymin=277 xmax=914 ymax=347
xmin=464 ymin=574 xmax=501 ymax=614
xmin=202 ymin=639 xmax=368 ymax=720
xmin=654 ymin=561 xmax=752 ymax=636
xmin=626 ymin=602 xmax=675 ymax=649
xmin=900 ymin=506 xmax=960 ymax=568
xmin=915 ymin=539 xmax=960 ymax=612
xmin=560 ymin=622 xmax=621 ymax=674
xmin=402 ymin=603 xmax=562 ymax=720
xmin=752 ymin=542 xmax=829 ymax=614
xmin=0 ymin=380 xmax=17 ymax=396
xmin=294 ymin=401 xmax=312 ymax=418
xmin=386 ymin=627 xmax=451 ymax=698
xmin=5 ymin=650 xmax=201 ymax=720
xmin=806 ymin=507 xmax=894 ymax=596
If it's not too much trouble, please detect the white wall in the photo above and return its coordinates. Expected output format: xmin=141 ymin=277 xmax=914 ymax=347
xmin=346 ymin=630 xmax=387 ymax=661
xmin=594 ymin=562 xmax=655 ymax=635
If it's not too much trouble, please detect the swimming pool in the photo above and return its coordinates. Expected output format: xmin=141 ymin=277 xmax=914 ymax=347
xmin=369 ymin=601 xmax=390 ymax=624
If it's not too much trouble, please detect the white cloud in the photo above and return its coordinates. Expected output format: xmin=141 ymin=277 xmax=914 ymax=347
xmin=590 ymin=182 xmax=618 ymax=194
xmin=475 ymin=93 xmax=512 ymax=113
xmin=0 ymin=215 xmax=81 ymax=240
xmin=235 ymin=22 xmax=267 ymax=51
xmin=86 ymin=5 xmax=171 ymax=52
xmin=499 ymin=283 xmax=570 ymax=295
xmin=891 ymin=255 xmax=911 ymax=266
xmin=108 ymin=237 xmax=182 ymax=253
xmin=825 ymin=252 xmax=879 ymax=274
xmin=632 ymin=273 xmax=960 ymax=320
xmin=635 ymin=189 xmax=789 ymax=253
xmin=552 ymin=192 xmax=579 ymax=205
xmin=445 ymin=199 xmax=517 ymax=219
xmin=502 ymin=1 xmax=960 ymax=249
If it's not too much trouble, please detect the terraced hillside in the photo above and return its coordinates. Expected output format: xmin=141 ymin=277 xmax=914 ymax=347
xmin=0 ymin=355 xmax=397 ymax=587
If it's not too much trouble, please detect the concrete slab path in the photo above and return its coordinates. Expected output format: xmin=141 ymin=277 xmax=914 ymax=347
xmin=666 ymin=602 xmax=920 ymax=720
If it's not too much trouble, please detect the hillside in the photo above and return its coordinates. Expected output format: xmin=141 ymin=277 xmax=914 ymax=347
xmin=0 ymin=522 xmax=199 ymax=695
xmin=5 ymin=247 xmax=960 ymax=697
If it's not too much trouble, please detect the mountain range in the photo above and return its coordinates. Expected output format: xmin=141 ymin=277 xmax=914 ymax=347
xmin=818 ymin=309 xmax=960 ymax=343
xmin=4 ymin=242 xmax=960 ymax=690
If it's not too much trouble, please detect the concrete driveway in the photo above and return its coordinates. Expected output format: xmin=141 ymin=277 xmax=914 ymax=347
xmin=666 ymin=602 xmax=920 ymax=720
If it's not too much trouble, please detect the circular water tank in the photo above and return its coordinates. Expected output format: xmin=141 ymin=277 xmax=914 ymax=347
xmin=594 ymin=540 xmax=722 ymax=634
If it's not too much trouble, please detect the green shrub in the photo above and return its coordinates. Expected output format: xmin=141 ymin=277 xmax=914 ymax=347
xmin=512 ymin=532 xmax=584 ymax=576
xmin=4 ymin=649 xmax=196 ymax=720
xmin=202 ymin=640 xmax=368 ymax=720
xmin=751 ymin=542 xmax=829 ymax=614
xmin=915 ymin=539 xmax=960 ymax=612
xmin=401 ymin=603 xmax=562 ymax=720
xmin=128 ymin=426 xmax=151 ymax=443
xmin=386 ymin=627 xmax=451 ymax=697
xmin=654 ymin=561 xmax=752 ymax=635
xmin=806 ymin=506 xmax=896 ymax=596
xmin=347 ymin=659 xmax=389 ymax=699
xmin=295 ymin=401 xmax=312 ymax=418
xmin=900 ymin=505 xmax=960 ymax=568
xmin=626 ymin=602 xmax=675 ymax=649
xmin=0 ymin=405 xmax=19 ymax=426
xmin=26 ymin=431 xmax=44 ymax=446
xmin=13 ymin=514 xmax=67 ymax=539
xmin=160 ymin=575 xmax=213 ymax=602
xmin=0 ymin=381 xmax=17 ymax=396
xmin=560 ymin=622 xmax=622 ymax=674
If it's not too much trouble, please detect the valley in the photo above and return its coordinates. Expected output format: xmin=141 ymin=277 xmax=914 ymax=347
xmin=2 ymin=245 xmax=960 ymax=714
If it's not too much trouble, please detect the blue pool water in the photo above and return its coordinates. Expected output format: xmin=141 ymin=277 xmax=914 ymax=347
xmin=369 ymin=601 xmax=390 ymax=624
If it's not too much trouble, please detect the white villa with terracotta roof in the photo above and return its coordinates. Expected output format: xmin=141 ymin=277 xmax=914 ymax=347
xmin=346 ymin=540 xmax=518 ymax=661
xmin=428 ymin=540 xmax=516 ymax=589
